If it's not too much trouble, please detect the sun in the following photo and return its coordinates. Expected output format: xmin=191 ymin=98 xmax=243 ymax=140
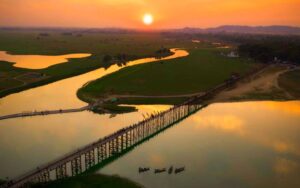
xmin=143 ymin=14 xmax=153 ymax=25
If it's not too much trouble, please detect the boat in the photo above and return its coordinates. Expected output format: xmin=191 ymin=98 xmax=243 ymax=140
xmin=138 ymin=167 xmax=150 ymax=173
xmin=174 ymin=167 xmax=185 ymax=174
xmin=168 ymin=166 xmax=173 ymax=174
xmin=154 ymin=168 xmax=166 ymax=173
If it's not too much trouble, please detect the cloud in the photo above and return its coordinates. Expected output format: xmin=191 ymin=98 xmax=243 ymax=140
xmin=192 ymin=115 xmax=245 ymax=135
xmin=274 ymin=157 xmax=299 ymax=175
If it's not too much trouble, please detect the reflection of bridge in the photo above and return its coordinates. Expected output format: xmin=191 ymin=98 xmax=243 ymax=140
xmin=5 ymin=104 xmax=202 ymax=188
xmin=2 ymin=65 xmax=268 ymax=188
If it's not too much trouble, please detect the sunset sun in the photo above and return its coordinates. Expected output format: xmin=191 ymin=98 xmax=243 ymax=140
xmin=143 ymin=13 xmax=153 ymax=25
xmin=1 ymin=0 xmax=300 ymax=187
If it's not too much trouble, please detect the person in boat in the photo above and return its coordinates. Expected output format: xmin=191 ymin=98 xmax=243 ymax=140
xmin=168 ymin=166 xmax=173 ymax=174
xmin=139 ymin=167 xmax=150 ymax=173
xmin=154 ymin=168 xmax=166 ymax=173
xmin=174 ymin=166 xmax=185 ymax=174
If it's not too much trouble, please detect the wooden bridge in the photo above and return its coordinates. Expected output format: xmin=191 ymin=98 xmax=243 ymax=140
xmin=2 ymin=103 xmax=202 ymax=188
xmin=1 ymin=64 xmax=269 ymax=188
xmin=0 ymin=105 xmax=92 ymax=121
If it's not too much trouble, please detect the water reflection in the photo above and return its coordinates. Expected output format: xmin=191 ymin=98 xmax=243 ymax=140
xmin=0 ymin=51 xmax=91 ymax=69
xmin=0 ymin=105 xmax=171 ymax=179
xmin=99 ymin=101 xmax=300 ymax=188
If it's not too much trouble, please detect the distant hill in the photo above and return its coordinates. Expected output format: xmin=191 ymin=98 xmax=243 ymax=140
xmin=2 ymin=25 xmax=300 ymax=35
xmin=173 ymin=25 xmax=300 ymax=35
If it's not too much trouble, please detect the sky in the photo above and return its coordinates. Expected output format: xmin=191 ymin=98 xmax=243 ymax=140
xmin=0 ymin=0 xmax=300 ymax=29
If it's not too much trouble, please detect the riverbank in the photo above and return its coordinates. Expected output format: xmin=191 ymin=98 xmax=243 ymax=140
xmin=78 ymin=46 xmax=258 ymax=112
xmin=212 ymin=64 xmax=300 ymax=103
xmin=0 ymin=30 xmax=189 ymax=98
xmin=80 ymin=62 xmax=299 ymax=114
xmin=0 ymin=49 xmax=188 ymax=121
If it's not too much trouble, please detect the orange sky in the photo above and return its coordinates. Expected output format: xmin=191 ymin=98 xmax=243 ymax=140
xmin=0 ymin=0 xmax=300 ymax=28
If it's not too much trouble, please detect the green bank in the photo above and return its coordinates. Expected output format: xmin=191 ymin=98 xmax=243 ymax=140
xmin=0 ymin=29 xmax=190 ymax=98
xmin=78 ymin=46 xmax=258 ymax=110
xmin=279 ymin=69 xmax=300 ymax=98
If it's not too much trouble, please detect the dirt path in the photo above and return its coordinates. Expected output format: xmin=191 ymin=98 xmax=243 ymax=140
xmin=111 ymin=92 xmax=206 ymax=99
xmin=212 ymin=64 xmax=296 ymax=102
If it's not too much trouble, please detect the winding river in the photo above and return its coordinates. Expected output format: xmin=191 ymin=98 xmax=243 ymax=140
xmin=0 ymin=49 xmax=187 ymax=178
xmin=0 ymin=49 xmax=188 ymax=115
xmin=0 ymin=49 xmax=299 ymax=188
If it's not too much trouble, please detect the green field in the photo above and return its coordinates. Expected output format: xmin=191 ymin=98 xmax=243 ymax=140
xmin=0 ymin=29 xmax=195 ymax=97
xmin=278 ymin=69 xmax=300 ymax=98
xmin=78 ymin=46 xmax=258 ymax=107
xmin=30 ymin=174 xmax=141 ymax=188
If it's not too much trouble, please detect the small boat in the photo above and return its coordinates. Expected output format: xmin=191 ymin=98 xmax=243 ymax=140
xmin=154 ymin=168 xmax=166 ymax=174
xmin=168 ymin=166 xmax=173 ymax=174
xmin=138 ymin=167 xmax=150 ymax=173
xmin=174 ymin=167 xmax=185 ymax=174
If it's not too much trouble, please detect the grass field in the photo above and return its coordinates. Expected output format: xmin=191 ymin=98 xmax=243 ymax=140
xmin=30 ymin=174 xmax=141 ymax=188
xmin=78 ymin=46 xmax=257 ymax=106
xmin=278 ymin=69 xmax=300 ymax=98
xmin=0 ymin=29 xmax=194 ymax=97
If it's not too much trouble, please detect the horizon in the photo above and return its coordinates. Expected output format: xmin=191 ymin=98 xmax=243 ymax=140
xmin=1 ymin=24 xmax=300 ymax=31
xmin=1 ymin=0 xmax=300 ymax=29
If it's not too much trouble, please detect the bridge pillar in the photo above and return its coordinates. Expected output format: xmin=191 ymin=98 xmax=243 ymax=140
xmin=38 ymin=170 xmax=50 ymax=182
xmin=113 ymin=138 xmax=118 ymax=154
xmin=108 ymin=140 xmax=113 ymax=157
xmin=130 ymin=129 xmax=134 ymax=146
xmin=56 ymin=164 xmax=67 ymax=179
xmin=120 ymin=134 xmax=124 ymax=151
xmin=141 ymin=123 xmax=145 ymax=139
xmin=144 ymin=121 xmax=148 ymax=137
xmin=139 ymin=125 xmax=143 ymax=140
xmin=97 ymin=144 xmax=107 ymax=162
xmin=71 ymin=156 xmax=82 ymax=176
xmin=85 ymin=149 xmax=95 ymax=170
xmin=116 ymin=135 xmax=120 ymax=153
xmin=126 ymin=131 xmax=131 ymax=148
xmin=133 ymin=127 xmax=137 ymax=144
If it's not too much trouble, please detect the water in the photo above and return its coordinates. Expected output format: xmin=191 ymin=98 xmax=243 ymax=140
xmin=99 ymin=101 xmax=300 ymax=188
xmin=0 ymin=49 xmax=187 ymax=178
xmin=0 ymin=49 xmax=188 ymax=115
xmin=0 ymin=49 xmax=299 ymax=187
xmin=0 ymin=51 xmax=91 ymax=69
xmin=0 ymin=105 xmax=171 ymax=179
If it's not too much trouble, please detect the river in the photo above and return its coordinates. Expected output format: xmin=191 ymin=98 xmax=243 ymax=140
xmin=0 ymin=49 xmax=187 ymax=178
xmin=0 ymin=49 xmax=299 ymax=188
xmin=99 ymin=101 xmax=300 ymax=188
xmin=0 ymin=49 xmax=188 ymax=115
